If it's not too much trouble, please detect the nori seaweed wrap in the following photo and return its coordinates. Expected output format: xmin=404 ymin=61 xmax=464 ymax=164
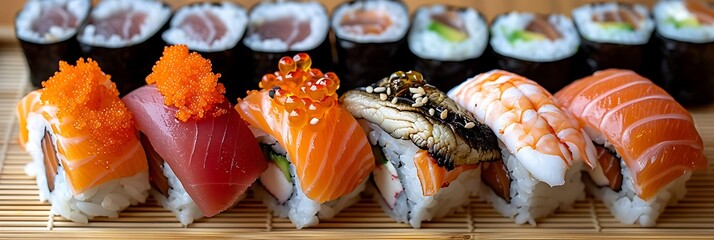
xmin=15 ymin=0 xmax=91 ymax=87
xmin=162 ymin=2 xmax=250 ymax=102
xmin=490 ymin=12 xmax=581 ymax=93
xmin=77 ymin=0 xmax=171 ymax=96
xmin=408 ymin=4 xmax=491 ymax=91
xmin=332 ymin=0 xmax=412 ymax=92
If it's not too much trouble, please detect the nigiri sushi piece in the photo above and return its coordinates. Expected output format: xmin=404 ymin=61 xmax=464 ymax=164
xmin=122 ymin=45 xmax=267 ymax=226
xmin=448 ymin=70 xmax=598 ymax=225
xmin=340 ymin=70 xmax=501 ymax=228
xmin=17 ymin=59 xmax=150 ymax=224
xmin=236 ymin=53 xmax=375 ymax=229
xmin=555 ymin=69 xmax=708 ymax=226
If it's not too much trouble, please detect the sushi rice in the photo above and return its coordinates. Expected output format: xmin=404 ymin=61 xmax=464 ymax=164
xmin=78 ymin=0 xmax=171 ymax=48
xmin=408 ymin=4 xmax=489 ymax=61
xmin=491 ymin=12 xmax=580 ymax=62
xmin=162 ymin=2 xmax=248 ymax=52
xmin=243 ymin=1 xmax=328 ymax=52
xmin=24 ymin=114 xmax=149 ymax=224
xmin=332 ymin=0 xmax=409 ymax=43
xmin=15 ymin=0 xmax=90 ymax=43
xmin=654 ymin=0 xmax=714 ymax=43
xmin=573 ymin=2 xmax=655 ymax=44
xmin=150 ymin=163 xmax=207 ymax=226
xmin=365 ymin=122 xmax=480 ymax=228
xmin=251 ymin=127 xmax=365 ymax=229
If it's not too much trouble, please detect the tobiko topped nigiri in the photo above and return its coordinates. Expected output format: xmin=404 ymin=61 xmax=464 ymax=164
xmin=122 ymin=45 xmax=267 ymax=226
xmin=236 ymin=53 xmax=375 ymax=229
xmin=18 ymin=58 xmax=150 ymax=224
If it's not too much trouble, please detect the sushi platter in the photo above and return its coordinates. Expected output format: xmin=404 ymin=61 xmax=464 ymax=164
xmin=2 ymin=0 xmax=714 ymax=238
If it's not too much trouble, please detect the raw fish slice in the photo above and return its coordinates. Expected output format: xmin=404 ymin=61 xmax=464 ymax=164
xmin=340 ymin=10 xmax=392 ymax=35
xmin=686 ymin=0 xmax=714 ymax=25
xmin=526 ymin=15 xmax=562 ymax=40
xmin=253 ymin=16 xmax=311 ymax=47
xmin=555 ymin=69 xmax=707 ymax=200
xmin=431 ymin=10 xmax=466 ymax=33
xmin=414 ymin=150 xmax=478 ymax=196
xmin=91 ymin=10 xmax=147 ymax=40
xmin=31 ymin=5 xmax=78 ymax=36
xmin=179 ymin=10 xmax=227 ymax=44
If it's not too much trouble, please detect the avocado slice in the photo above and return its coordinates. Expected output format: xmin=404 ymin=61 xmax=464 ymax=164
xmin=372 ymin=145 xmax=388 ymax=165
xmin=598 ymin=22 xmax=635 ymax=31
xmin=428 ymin=21 xmax=468 ymax=42
xmin=269 ymin=151 xmax=291 ymax=181
xmin=666 ymin=16 xmax=700 ymax=28
xmin=507 ymin=30 xmax=546 ymax=44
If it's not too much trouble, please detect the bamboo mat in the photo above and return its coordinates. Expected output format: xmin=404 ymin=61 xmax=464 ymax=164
xmin=0 ymin=45 xmax=713 ymax=238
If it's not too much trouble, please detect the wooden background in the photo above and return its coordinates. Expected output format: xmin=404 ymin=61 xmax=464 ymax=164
xmin=0 ymin=0 xmax=659 ymax=41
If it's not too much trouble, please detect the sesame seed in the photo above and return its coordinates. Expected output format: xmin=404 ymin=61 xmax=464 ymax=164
xmin=374 ymin=87 xmax=386 ymax=93
xmin=391 ymin=97 xmax=398 ymax=104
xmin=412 ymin=102 xmax=424 ymax=107
xmin=440 ymin=110 xmax=448 ymax=120
xmin=421 ymin=97 xmax=428 ymax=104
xmin=414 ymin=97 xmax=423 ymax=104
xmin=380 ymin=93 xmax=388 ymax=101
xmin=465 ymin=122 xmax=475 ymax=129
xmin=418 ymin=87 xmax=426 ymax=95
xmin=386 ymin=87 xmax=391 ymax=95
xmin=366 ymin=86 xmax=374 ymax=93
xmin=409 ymin=87 xmax=420 ymax=94
xmin=310 ymin=118 xmax=320 ymax=125
xmin=413 ymin=93 xmax=422 ymax=99
xmin=429 ymin=108 xmax=435 ymax=115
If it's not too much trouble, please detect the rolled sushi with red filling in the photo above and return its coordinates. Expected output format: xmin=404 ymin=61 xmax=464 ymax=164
xmin=490 ymin=12 xmax=581 ymax=92
xmin=77 ymin=0 xmax=171 ymax=95
xmin=15 ymin=0 xmax=90 ymax=87
xmin=243 ymin=1 xmax=332 ymax=87
xmin=332 ymin=0 xmax=411 ymax=91
xmin=122 ymin=45 xmax=268 ymax=226
xmin=162 ymin=2 xmax=249 ymax=102
xmin=408 ymin=4 xmax=491 ymax=91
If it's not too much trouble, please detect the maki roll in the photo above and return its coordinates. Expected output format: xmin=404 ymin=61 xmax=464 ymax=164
xmin=653 ymin=0 xmax=714 ymax=105
xmin=122 ymin=45 xmax=268 ymax=226
xmin=491 ymin=13 xmax=580 ymax=92
xmin=77 ymin=0 xmax=171 ymax=95
xmin=448 ymin=70 xmax=598 ymax=224
xmin=572 ymin=2 xmax=656 ymax=76
xmin=243 ymin=1 xmax=331 ymax=86
xmin=162 ymin=2 xmax=249 ymax=102
xmin=556 ymin=69 xmax=708 ymax=227
xmin=236 ymin=53 xmax=375 ymax=229
xmin=15 ymin=0 xmax=90 ymax=87
xmin=341 ymin=71 xmax=501 ymax=228
xmin=332 ymin=0 xmax=411 ymax=91
xmin=408 ymin=4 xmax=491 ymax=91
xmin=17 ymin=59 xmax=150 ymax=224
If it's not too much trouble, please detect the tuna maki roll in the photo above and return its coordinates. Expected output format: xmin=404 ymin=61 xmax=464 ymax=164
xmin=408 ymin=4 xmax=491 ymax=91
xmin=77 ymin=0 xmax=171 ymax=95
xmin=15 ymin=0 xmax=90 ymax=87
xmin=163 ymin=2 xmax=249 ymax=102
xmin=653 ymin=0 xmax=714 ymax=106
xmin=332 ymin=0 xmax=411 ymax=91
xmin=243 ymin=1 xmax=332 ymax=87
xmin=491 ymin=12 xmax=580 ymax=92
xmin=573 ymin=2 xmax=656 ymax=77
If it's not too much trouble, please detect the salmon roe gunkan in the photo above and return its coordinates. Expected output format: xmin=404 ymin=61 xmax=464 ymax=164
xmin=259 ymin=53 xmax=340 ymax=126
xmin=40 ymin=58 xmax=134 ymax=156
xmin=146 ymin=45 xmax=227 ymax=122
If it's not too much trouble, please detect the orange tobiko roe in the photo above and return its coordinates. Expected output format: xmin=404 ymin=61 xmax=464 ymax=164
xmin=40 ymin=58 xmax=134 ymax=156
xmin=146 ymin=45 xmax=227 ymax=122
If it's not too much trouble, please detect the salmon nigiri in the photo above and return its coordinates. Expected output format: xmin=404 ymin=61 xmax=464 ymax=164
xmin=341 ymin=70 xmax=500 ymax=228
xmin=555 ymin=69 xmax=707 ymax=226
xmin=448 ymin=70 xmax=597 ymax=225
xmin=17 ymin=58 xmax=150 ymax=224
xmin=236 ymin=53 xmax=375 ymax=229
xmin=122 ymin=45 xmax=267 ymax=226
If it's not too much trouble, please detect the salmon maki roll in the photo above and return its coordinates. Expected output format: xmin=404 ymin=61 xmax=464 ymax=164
xmin=17 ymin=59 xmax=150 ymax=224
xmin=555 ymin=69 xmax=708 ymax=226
xmin=122 ymin=45 xmax=268 ymax=226
xmin=448 ymin=70 xmax=598 ymax=224
xmin=341 ymin=71 xmax=501 ymax=228
xmin=236 ymin=53 xmax=374 ymax=229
